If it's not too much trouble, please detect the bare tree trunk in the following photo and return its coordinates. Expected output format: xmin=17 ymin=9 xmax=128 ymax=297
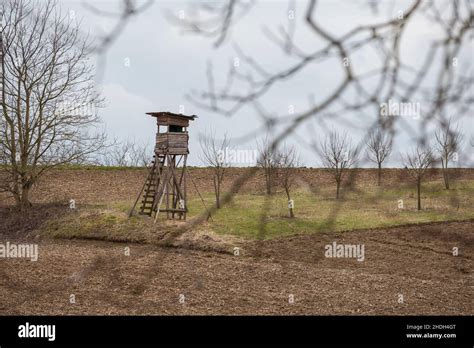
xmin=12 ymin=190 xmax=21 ymax=207
xmin=217 ymin=178 xmax=221 ymax=209
xmin=285 ymin=187 xmax=294 ymax=218
xmin=12 ymin=172 xmax=32 ymax=210
xmin=265 ymin=169 xmax=272 ymax=195
xmin=213 ymin=176 xmax=221 ymax=209
xmin=377 ymin=163 xmax=382 ymax=186
xmin=336 ymin=180 xmax=340 ymax=199
xmin=15 ymin=177 xmax=29 ymax=210
xmin=442 ymin=158 xmax=449 ymax=190
xmin=19 ymin=185 xmax=31 ymax=211
xmin=417 ymin=178 xmax=421 ymax=210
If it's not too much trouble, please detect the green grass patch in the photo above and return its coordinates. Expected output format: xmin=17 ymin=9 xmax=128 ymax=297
xmin=39 ymin=179 xmax=474 ymax=241
xmin=187 ymin=179 xmax=474 ymax=239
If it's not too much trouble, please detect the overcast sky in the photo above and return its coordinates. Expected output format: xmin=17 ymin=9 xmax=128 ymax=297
xmin=61 ymin=0 xmax=473 ymax=167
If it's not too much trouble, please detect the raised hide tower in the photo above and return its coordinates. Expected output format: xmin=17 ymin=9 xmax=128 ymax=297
xmin=130 ymin=112 xmax=197 ymax=221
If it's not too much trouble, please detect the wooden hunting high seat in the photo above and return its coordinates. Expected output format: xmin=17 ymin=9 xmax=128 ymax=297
xmin=130 ymin=112 xmax=197 ymax=220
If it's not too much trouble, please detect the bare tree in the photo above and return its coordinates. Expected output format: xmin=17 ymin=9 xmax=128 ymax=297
xmin=257 ymin=138 xmax=281 ymax=195
xmin=366 ymin=129 xmax=392 ymax=186
xmin=199 ymin=131 xmax=231 ymax=209
xmin=99 ymin=139 xmax=151 ymax=167
xmin=277 ymin=146 xmax=299 ymax=218
xmin=0 ymin=0 xmax=105 ymax=210
xmin=403 ymin=145 xmax=434 ymax=210
xmin=131 ymin=142 xmax=151 ymax=167
xmin=434 ymin=118 xmax=463 ymax=190
xmin=103 ymin=139 xmax=134 ymax=167
xmin=319 ymin=131 xmax=358 ymax=199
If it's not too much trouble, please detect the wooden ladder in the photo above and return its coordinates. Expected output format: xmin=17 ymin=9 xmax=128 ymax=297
xmin=139 ymin=154 xmax=165 ymax=216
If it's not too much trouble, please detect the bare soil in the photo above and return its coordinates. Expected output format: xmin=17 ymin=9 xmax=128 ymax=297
xmin=0 ymin=168 xmax=472 ymax=315
xmin=0 ymin=220 xmax=472 ymax=315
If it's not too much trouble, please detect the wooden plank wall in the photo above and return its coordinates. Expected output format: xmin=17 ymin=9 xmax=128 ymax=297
xmin=155 ymin=133 xmax=189 ymax=155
